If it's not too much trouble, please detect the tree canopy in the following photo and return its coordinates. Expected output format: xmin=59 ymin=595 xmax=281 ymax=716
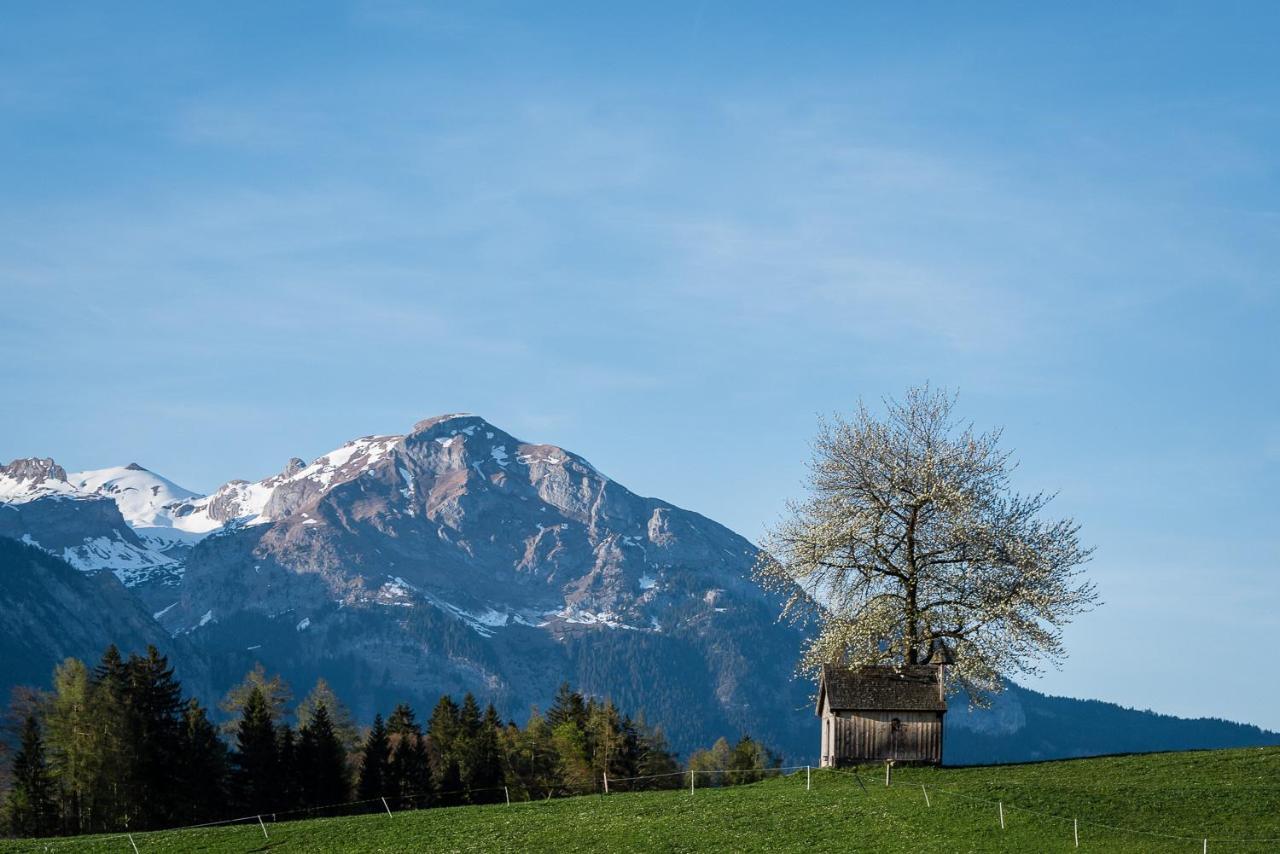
xmin=755 ymin=386 xmax=1097 ymax=701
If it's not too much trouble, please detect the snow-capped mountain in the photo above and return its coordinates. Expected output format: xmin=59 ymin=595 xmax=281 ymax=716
xmin=1 ymin=436 xmax=418 ymax=599
xmin=71 ymin=463 xmax=201 ymax=530
xmin=160 ymin=414 xmax=800 ymax=755
xmin=1 ymin=416 xmax=807 ymax=755
xmin=0 ymin=458 xmax=185 ymax=596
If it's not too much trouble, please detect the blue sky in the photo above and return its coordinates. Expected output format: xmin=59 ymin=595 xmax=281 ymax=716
xmin=2 ymin=3 xmax=1277 ymax=729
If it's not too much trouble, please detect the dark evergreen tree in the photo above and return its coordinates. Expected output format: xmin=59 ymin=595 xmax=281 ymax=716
xmin=386 ymin=705 xmax=430 ymax=807
xmin=230 ymin=686 xmax=279 ymax=812
xmin=462 ymin=704 xmax=504 ymax=802
xmin=426 ymin=696 xmax=463 ymax=805
xmin=614 ymin=714 xmax=643 ymax=781
xmin=5 ymin=715 xmax=56 ymax=836
xmin=634 ymin=718 xmax=681 ymax=790
xmin=89 ymin=645 xmax=135 ymax=830
xmin=545 ymin=683 xmax=587 ymax=730
xmin=458 ymin=694 xmax=482 ymax=743
xmin=299 ymin=703 xmax=350 ymax=809
xmin=175 ymin=698 xmax=229 ymax=823
xmin=276 ymin=724 xmax=300 ymax=812
xmin=126 ymin=646 xmax=185 ymax=828
xmin=356 ymin=714 xmax=390 ymax=802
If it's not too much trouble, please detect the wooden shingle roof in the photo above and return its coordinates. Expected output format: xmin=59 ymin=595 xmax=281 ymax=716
xmin=817 ymin=664 xmax=947 ymax=714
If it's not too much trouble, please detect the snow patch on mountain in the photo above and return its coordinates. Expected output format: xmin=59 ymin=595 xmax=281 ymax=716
xmin=70 ymin=465 xmax=200 ymax=530
xmin=178 ymin=435 xmax=403 ymax=531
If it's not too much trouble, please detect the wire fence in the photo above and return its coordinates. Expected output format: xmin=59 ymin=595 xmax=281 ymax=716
xmin=8 ymin=762 xmax=1279 ymax=851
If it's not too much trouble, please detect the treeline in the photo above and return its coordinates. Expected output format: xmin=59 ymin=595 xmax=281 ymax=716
xmin=3 ymin=646 xmax=780 ymax=838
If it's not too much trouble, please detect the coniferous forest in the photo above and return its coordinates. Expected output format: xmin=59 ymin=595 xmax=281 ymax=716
xmin=0 ymin=645 xmax=780 ymax=839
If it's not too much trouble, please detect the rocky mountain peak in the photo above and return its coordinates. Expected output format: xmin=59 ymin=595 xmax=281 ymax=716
xmin=2 ymin=457 xmax=69 ymax=484
xmin=280 ymin=457 xmax=307 ymax=478
xmin=0 ymin=457 xmax=80 ymax=504
xmin=409 ymin=412 xmax=477 ymax=435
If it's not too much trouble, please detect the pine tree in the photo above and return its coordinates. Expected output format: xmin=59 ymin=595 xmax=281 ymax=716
xmin=461 ymin=704 xmax=503 ymax=802
xmin=126 ymin=646 xmax=185 ymax=828
xmin=614 ymin=714 xmax=642 ymax=782
xmin=5 ymin=715 xmax=56 ymax=836
xmin=175 ymin=699 xmax=229 ymax=823
xmin=230 ymin=686 xmax=279 ymax=812
xmin=89 ymin=645 xmax=134 ymax=830
xmin=356 ymin=714 xmax=390 ymax=802
xmin=299 ymin=703 xmax=350 ymax=808
xmin=386 ymin=704 xmax=430 ymax=806
xmin=276 ymin=724 xmax=300 ymax=812
xmin=458 ymin=694 xmax=482 ymax=744
xmin=545 ymin=683 xmax=587 ymax=730
xmin=426 ymin=696 xmax=463 ymax=805
xmin=634 ymin=718 xmax=680 ymax=790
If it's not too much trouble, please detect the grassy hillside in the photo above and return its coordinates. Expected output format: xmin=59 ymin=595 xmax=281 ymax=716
xmin=5 ymin=747 xmax=1277 ymax=852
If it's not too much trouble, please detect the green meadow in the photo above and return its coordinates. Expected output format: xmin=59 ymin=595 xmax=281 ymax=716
xmin=5 ymin=747 xmax=1277 ymax=853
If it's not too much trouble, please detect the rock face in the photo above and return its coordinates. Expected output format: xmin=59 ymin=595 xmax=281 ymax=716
xmin=166 ymin=414 xmax=809 ymax=757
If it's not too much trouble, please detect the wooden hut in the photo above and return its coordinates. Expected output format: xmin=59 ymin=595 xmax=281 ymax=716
xmin=816 ymin=645 xmax=953 ymax=767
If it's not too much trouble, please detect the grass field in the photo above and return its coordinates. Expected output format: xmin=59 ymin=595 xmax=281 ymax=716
xmin=4 ymin=747 xmax=1277 ymax=853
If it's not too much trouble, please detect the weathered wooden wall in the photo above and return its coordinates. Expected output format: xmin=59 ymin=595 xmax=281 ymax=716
xmin=822 ymin=710 xmax=943 ymax=765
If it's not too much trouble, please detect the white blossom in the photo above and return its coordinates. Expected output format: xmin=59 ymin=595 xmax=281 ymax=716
xmin=755 ymin=386 xmax=1097 ymax=706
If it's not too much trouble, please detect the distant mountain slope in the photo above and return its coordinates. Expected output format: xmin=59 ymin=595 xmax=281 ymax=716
xmin=946 ymin=681 xmax=1278 ymax=764
xmin=0 ymin=536 xmax=206 ymax=699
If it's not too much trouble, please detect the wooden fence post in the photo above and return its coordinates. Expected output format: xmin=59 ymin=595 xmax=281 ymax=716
xmin=998 ymin=801 xmax=1004 ymax=830
xmin=603 ymin=772 xmax=609 ymax=795
xmin=1074 ymin=817 xmax=1078 ymax=847
xmin=504 ymin=786 xmax=510 ymax=806
xmin=381 ymin=796 xmax=393 ymax=817
xmin=257 ymin=815 xmax=269 ymax=840
xmin=690 ymin=771 xmax=695 ymax=795
xmin=806 ymin=766 xmax=811 ymax=791
xmin=921 ymin=785 xmax=930 ymax=807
